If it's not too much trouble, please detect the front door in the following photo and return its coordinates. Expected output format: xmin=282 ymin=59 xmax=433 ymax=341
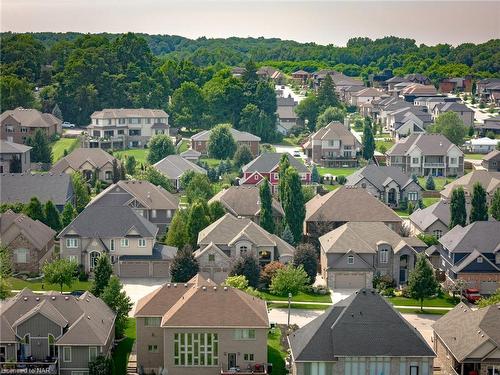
xmin=228 ymin=353 xmax=237 ymax=370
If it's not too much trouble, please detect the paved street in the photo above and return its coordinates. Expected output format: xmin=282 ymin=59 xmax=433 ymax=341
xmin=276 ymin=84 xmax=306 ymax=103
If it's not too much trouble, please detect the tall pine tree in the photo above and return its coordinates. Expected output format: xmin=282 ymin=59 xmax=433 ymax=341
xmin=449 ymin=187 xmax=467 ymax=228
xmin=362 ymin=121 xmax=375 ymax=161
xmin=27 ymin=129 xmax=52 ymax=164
xmin=278 ymin=154 xmax=290 ymax=203
xmin=470 ymin=182 xmax=488 ymax=222
xmin=44 ymin=200 xmax=61 ymax=231
xmin=61 ymin=202 xmax=77 ymax=227
xmin=282 ymin=168 xmax=305 ymax=244
xmin=24 ymin=197 xmax=45 ymax=223
xmin=259 ymin=180 xmax=275 ymax=234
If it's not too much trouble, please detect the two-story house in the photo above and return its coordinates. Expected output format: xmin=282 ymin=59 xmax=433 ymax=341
xmin=240 ymin=153 xmax=310 ymax=194
xmin=482 ymin=150 xmax=500 ymax=172
xmin=82 ymin=108 xmax=169 ymax=149
xmin=319 ymin=222 xmax=424 ymax=289
xmin=346 ymin=165 xmax=423 ymax=208
xmin=0 ymin=108 xmax=62 ymax=144
xmin=195 ymin=213 xmax=294 ymax=283
xmin=440 ymin=171 xmax=500 ymax=204
xmin=303 ymin=122 xmax=361 ymax=168
xmin=191 ymin=128 xmax=261 ymax=157
xmin=386 ymin=133 xmax=464 ymax=177
xmin=0 ymin=289 xmax=115 ymax=375
xmin=349 ymin=87 xmax=386 ymax=107
xmin=409 ymin=200 xmax=454 ymax=239
xmin=432 ymin=102 xmax=475 ymax=127
xmin=276 ymin=95 xmax=302 ymax=135
xmin=288 ymin=289 xmax=435 ymax=375
xmin=0 ymin=140 xmax=31 ymax=173
xmin=436 ymin=221 xmax=500 ymax=295
xmin=134 ymin=274 xmax=269 ymax=375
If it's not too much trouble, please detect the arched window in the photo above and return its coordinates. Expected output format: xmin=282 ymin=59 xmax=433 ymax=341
xmin=89 ymin=251 xmax=101 ymax=271
xmin=379 ymin=249 xmax=389 ymax=264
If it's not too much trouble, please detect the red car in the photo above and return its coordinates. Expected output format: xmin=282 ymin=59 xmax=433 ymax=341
xmin=463 ymin=288 xmax=481 ymax=303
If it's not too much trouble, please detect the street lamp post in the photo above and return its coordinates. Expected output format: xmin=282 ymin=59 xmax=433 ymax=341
xmin=287 ymin=292 xmax=292 ymax=328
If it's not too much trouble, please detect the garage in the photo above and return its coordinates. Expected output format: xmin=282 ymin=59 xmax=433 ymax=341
xmin=480 ymin=280 xmax=499 ymax=295
xmin=152 ymin=262 xmax=170 ymax=278
xmin=119 ymin=261 xmax=150 ymax=278
xmin=331 ymin=272 xmax=370 ymax=289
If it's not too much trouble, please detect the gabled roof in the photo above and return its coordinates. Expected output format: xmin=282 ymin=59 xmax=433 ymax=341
xmin=242 ymin=152 xmax=309 ymax=174
xmin=351 ymin=87 xmax=385 ymax=97
xmin=0 ymin=140 xmax=31 ymax=154
xmin=433 ymin=303 xmax=500 ymax=362
xmin=0 ymin=173 xmax=73 ymax=206
xmin=13 ymin=299 xmax=68 ymax=328
xmin=51 ymin=148 xmax=117 ymax=174
xmin=401 ymin=83 xmax=437 ymax=96
xmin=0 ymin=210 xmax=56 ymax=249
xmin=435 ymin=102 xmax=474 ymax=113
xmin=0 ymin=108 xmax=61 ymax=128
xmin=193 ymin=242 xmax=230 ymax=261
xmin=451 ymin=249 xmax=500 ymax=273
xmin=346 ymin=165 xmax=417 ymax=192
xmin=180 ymin=148 xmax=201 ymax=158
xmin=441 ymin=171 xmax=500 ymax=199
xmin=307 ymin=121 xmax=360 ymax=146
xmin=439 ymin=221 xmax=500 ymax=253
xmin=289 ymin=289 xmax=434 ymax=361
xmin=409 ymin=200 xmax=451 ymax=231
xmin=387 ymin=133 xmax=460 ymax=157
xmin=90 ymin=108 xmax=168 ymax=119
xmin=305 ymin=187 xmax=402 ymax=224
xmin=154 ymin=154 xmax=207 ymax=180
xmin=191 ymin=127 xmax=261 ymax=142
xmin=483 ymin=150 xmax=500 ymax=161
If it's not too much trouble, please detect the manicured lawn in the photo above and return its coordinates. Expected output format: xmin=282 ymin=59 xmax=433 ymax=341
xmin=387 ymin=295 xmax=458 ymax=308
xmin=260 ymin=290 xmax=331 ymax=303
xmin=8 ymin=277 xmax=91 ymax=292
xmin=322 ymin=184 xmax=341 ymax=191
xmin=393 ymin=209 xmax=409 ymax=218
xmin=317 ymin=167 xmax=358 ymax=177
xmin=200 ymin=157 xmax=222 ymax=168
xmin=422 ymin=197 xmax=440 ymax=207
xmin=268 ymin=328 xmax=287 ymax=375
xmin=112 ymin=318 xmax=136 ymax=375
xmin=418 ymin=176 xmax=454 ymax=191
xmin=464 ymin=153 xmax=486 ymax=160
xmin=375 ymin=139 xmax=395 ymax=153
xmin=176 ymin=139 xmax=189 ymax=154
xmin=52 ymin=137 xmax=79 ymax=162
xmin=268 ymin=302 xmax=330 ymax=310
xmin=395 ymin=308 xmax=449 ymax=315
xmin=115 ymin=149 xmax=149 ymax=164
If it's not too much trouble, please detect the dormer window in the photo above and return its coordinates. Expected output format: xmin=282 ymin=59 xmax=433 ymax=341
xmin=66 ymin=238 xmax=79 ymax=248
xmin=347 ymin=255 xmax=354 ymax=264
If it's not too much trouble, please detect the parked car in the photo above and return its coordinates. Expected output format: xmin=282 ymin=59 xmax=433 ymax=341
xmin=293 ymin=150 xmax=301 ymax=157
xmin=62 ymin=121 xmax=76 ymax=128
xmin=463 ymin=288 xmax=481 ymax=303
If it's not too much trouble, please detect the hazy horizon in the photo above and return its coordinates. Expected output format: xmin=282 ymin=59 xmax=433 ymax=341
xmin=1 ymin=0 xmax=499 ymax=46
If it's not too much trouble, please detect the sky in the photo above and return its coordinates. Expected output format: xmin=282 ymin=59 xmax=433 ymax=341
xmin=1 ymin=0 xmax=499 ymax=46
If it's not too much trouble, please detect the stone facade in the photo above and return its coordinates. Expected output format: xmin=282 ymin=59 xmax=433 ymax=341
xmin=7 ymin=233 xmax=55 ymax=274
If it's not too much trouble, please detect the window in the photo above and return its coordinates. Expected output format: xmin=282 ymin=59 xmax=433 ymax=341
xmin=138 ymin=239 xmax=146 ymax=247
xmin=21 ymin=127 xmax=28 ymax=133
xmin=239 ymin=245 xmax=248 ymax=256
xmin=110 ymin=239 xmax=115 ymax=252
xmin=148 ymin=345 xmax=159 ymax=353
xmin=410 ymin=366 xmax=419 ymax=375
xmin=105 ymin=171 xmax=112 ymax=180
xmin=89 ymin=251 xmax=100 ymax=271
xmin=347 ymin=255 xmax=354 ymax=264
xmin=450 ymin=157 xmax=457 ymax=165
xmin=151 ymin=209 xmax=157 ymax=218
xmin=244 ymin=353 xmax=254 ymax=362
xmin=167 ymin=210 xmax=172 ymax=218
xmin=274 ymin=173 xmax=279 ymax=180
xmin=477 ymin=257 xmax=483 ymax=263
xmin=121 ymin=239 xmax=129 ymax=247
xmin=487 ymin=365 xmax=500 ymax=375
xmin=174 ymin=333 xmax=218 ymax=366
xmin=14 ymin=248 xmax=28 ymax=263
xmin=69 ymin=255 xmax=78 ymax=263
xmin=379 ymin=249 xmax=388 ymax=264
xmin=305 ymin=363 xmax=334 ymax=375
xmin=407 ymin=191 xmax=418 ymax=201
xmin=433 ymin=230 xmax=443 ymax=239
xmin=66 ymin=238 xmax=79 ymax=248
xmin=144 ymin=317 xmax=161 ymax=327
xmin=208 ymin=254 xmax=215 ymax=262
xmin=89 ymin=347 xmax=98 ymax=362
xmin=63 ymin=347 xmax=71 ymax=362
xmin=234 ymin=329 xmax=255 ymax=340
xmin=412 ymin=157 xmax=419 ymax=164
xmin=254 ymin=175 xmax=259 ymax=180
xmin=48 ymin=335 xmax=56 ymax=358
xmin=119 ymin=118 xmax=126 ymax=125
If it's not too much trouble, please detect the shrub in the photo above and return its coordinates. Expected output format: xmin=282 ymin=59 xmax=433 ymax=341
xmin=336 ymin=175 xmax=347 ymax=185
xmin=270 ymin=265 xmax=309 ymax=296
xmin=260 ymin=261 xmax=285 ymax=289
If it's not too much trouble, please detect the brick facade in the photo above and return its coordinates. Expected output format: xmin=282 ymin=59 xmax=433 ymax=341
xmin=7 ymin=234 xmax=55 ymax=274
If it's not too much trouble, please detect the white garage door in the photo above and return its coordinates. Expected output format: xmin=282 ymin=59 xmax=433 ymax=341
xmin=119 ymin=261 xmax=149 ymax=278
xmin=480 ymin=280 xmax=499 ymax=295
xmin=334 ymin=272 xmax=369 ymax=289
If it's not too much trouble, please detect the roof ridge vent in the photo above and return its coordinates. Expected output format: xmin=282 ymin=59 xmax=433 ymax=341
xmin=224 ymin=286 xmax=228 ymax=291
xmin=202 ymin=286 xmax=207 ymax=291
xmin=35 ymin=297 xmax=40 ymax=301
xmin=213 ymin=286 xmax=217 ymax=291
xmin=51 ymin=296 xmax=56 ymax=300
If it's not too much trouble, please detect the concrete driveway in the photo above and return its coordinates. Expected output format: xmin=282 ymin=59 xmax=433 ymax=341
xmin=122 ymin=278 xmax=168 ymax=316
xmin=331 ymin=289 xmax=357 ymax=304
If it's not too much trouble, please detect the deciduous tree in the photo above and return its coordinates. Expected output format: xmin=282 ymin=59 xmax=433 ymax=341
xmin=101 ymin=276 xmax=132 ymax=338
xmin=230 ymin=254 xmax=260 ymax=288
xmin=430 ymin=112 xmax=467 ymax=146
xmin=43 ymin=258 xmax=78 ymax=293
xmin=61 ymin=202 xmax=77 ymax=227
xmin=407 ymin=253 xmax=439 ymax=311
xmin=207 ymin=124 xmax=237 ymax=159
xmin=72 ymin=172 xmax=90 ymax=212
xmin=147 ymin=134 xmax=175 ymax=164
xmin=91 ymin=254 xmax=113 ymax=297
xmin=270 ymin=264 xmax=309 ymax=296
xmin=187 ymin=200 xmax=210 ymax=247
xmin=293 ymin=243 xmax=318 ymax=285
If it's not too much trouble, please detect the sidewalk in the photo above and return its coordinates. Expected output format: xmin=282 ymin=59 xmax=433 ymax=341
xmin=267 ymin=300 xmax=453 ymax=310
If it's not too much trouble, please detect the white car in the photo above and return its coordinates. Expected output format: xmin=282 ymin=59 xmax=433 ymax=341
xmin=62 ymin=121 xmax=76 ymax=129
xmin=293 ymin=150 xmax=301 ymax=157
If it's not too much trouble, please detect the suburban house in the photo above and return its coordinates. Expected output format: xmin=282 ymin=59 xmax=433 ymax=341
xmin=82 ymin=108 xmax=169 ymax=149
xmin=482 ymin=150 xmax=500 ymax=172
xmin=134 ymin=274 xmax=269 ymax=375
xmin=478 ymin=116 xmax=500 ymax=136
xmin=276 ymin=95 xmax=302 ymax=135
xmin=196 ymin=213 xmax=294 ymax=283
xmin=0 ymin=173 xmax=74 ymax=211
xmin=432 ymin=102 xmax=475 ymax=127
xmin=401 ymin=84 xmax=438 ymax=102
xmin=349 ymin=87 xmax=386 ymax=107
xmin=0 ymin=210 xmax=56 ymax=274
xmin=319 ymin=222 xmax=424 ymax=289
xmin=436 ymin=221 xmax=500 ymax=294
xmin=51 ymin=148 xmax=119 ymax=182
xmin=291 ymin=70 xmax=310 ymax=84
xmin=153 ymin=154 xmax=207 ymax=190
xmin=288 ymin=289 xmax=435 ymax=375
xmin=409 ymin=200 xmax=453 ymax=239
xmin=386 ymin=107 xmax=432 ymax=138
xmin=305 ymin=186 xmax=403 ymax=239
xmin=433 ymin=303 xmax=500 ymax=375
xmin=59 ymin=204 xmax=176 ymax=278
xmin=0 ymin=289 xmax=116 ymax=375
xmin=477 ymin=78 xmax=500 ymax=104
xmin=257 ymin=66 xmax=283 ymax=82
xmin=303 ymin=121 xmax=361 ymax=168
xmin=440 ymin=171 xmax=500 ymax=204
xmin=414 ymin=96 xmax=460 ymax=112
xmin=346 ymin=165 xmax=423 ymax=208
xmin=386 ymin=133 xmax=464 ymax=177
xmin=208 ymin=185 xmax=284 ymax=225
xmin=438 ymin=77 xmax=472 ymax=93
xmin=465 ymin=137 xmax=499 ymax=154
xmin=89 ymin=180 xmax=179 ymax=235
xmin=385 ymin=76 xmax=408 ymax=94
xmin=0 ymin=139 xmax=31 ymax=173
xmin=179 ymin=148 xmax=201 ymax=162
xmin=191 ymin=128 xmax=261 ymax=157
xmin=240 ymin=152 xmax=311 ymax=194
xmin=0 ymin=107 xmax=62 ymax=144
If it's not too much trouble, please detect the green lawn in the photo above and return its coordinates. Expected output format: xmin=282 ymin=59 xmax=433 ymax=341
xmin=112 ymin=318 xmax=136 ymax=375
xmin=115 ymin=149 xmax=149 ymax=164
xmin=268 ymin=302 xmax=330 ymax=310
xmin=200 ymin=157 xmax=223 ymax=168
xmin=52 ymin=138 xmax=79 ymax=162
xmin=281 ymin=136 xmax=302 ymax=146
xmin=322 ymin=184 xmax=341 ymax=192
xmin=395 ymin=308 xmax=449 ymax=315
xmin=464 ymin=153 xmax=486 ymax=160
xmin=375 ymin=139 xmax=395 ymax=153
xmin=393 ymin=209 xmax=409 ymax=218
xmin=268 ymin=328 xmax=287 ymax=375
xmin=8 ymin=277 xmax=91 ymax=292
xmin=317 ymin=167 xmax=358 ymax=177
xmin=176 ymin=139 xmax=189 ymax=154
xmin=387 ymin=295 xmax=458 ymax=308
xmin=422 ymin=197 xmax=440 ymax=207
xmin=418 ymin=176 xmax=454 ymax=191
xmin=260 ymin=290 xmax=331 ymax=303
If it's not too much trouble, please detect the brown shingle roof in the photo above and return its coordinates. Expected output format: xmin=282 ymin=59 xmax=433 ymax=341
xmin=387 ymin=133 xmax=460 ymax=156
xmin=441 ymin=170 xmax=500 ymax=199
xmin=308 ymin=122 xmax=360 ymax=146
xmin=0 ymin=108 xmax=61 ymax=128
xmin=0 ymin=140 xmax=31 ymax=154
xmin=0 ymin=210 xmax=55 ymax=249
xmin=90 ymin=108 xmax=168 ymax=119
xmin=51 ymin=148 xmax=117 ymax=173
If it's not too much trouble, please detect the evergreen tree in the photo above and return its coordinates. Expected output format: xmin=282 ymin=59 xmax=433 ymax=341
xmin=470 ymin=182 xmax=488 ymax=222
xmin=89 ymin=356 xmax=113 ymax=375
xmin=259 ymin=180 xmax=275 ymax=234
xmin=449 ymin=187 xmax=467 ymax=229
xmin=185 ymin=174 xmax=213 ymax=203
xmin=229 ymin=254 xmax=260 ymax=288
xmin=91 ymin=254 xmax=113 ymax=297
xmin=112 ymin=159 xmax=120 ymax=183
xmin=362 ymin=121 xmax=375 ymax=161
xmin=311 ymin=165 xmax=320 ymax=184
xmin=242 ymin=60 xmax=258 ymax=83
xmin=282 ymin=168 xmax=305 ymax=244
xmin=165 ymin=209 xmax=189 ymax=249
xmin=61 ymin=202 xmax=77 ymax=227
xmin=101 ymin=276 xmax=132 ymax=338
xmin=26 ymin=129 xmax=52 ymax=164
xmin=187 ymin=201 xmax=210 ymax=247
xmin=293 ymin=243 xmax=318 ymax=285
xmin=281 ymin=224 xmax=294 ymax=245
xmin=52 ymin=103 xmax=63 ymax=120
xmin=316 ymin=74 xmax=339 ymax=109
xmin=0 ymin=245 xmax=13 ymax=300
xmin=24 ymin=197 xmax=45 ymax=223
xmin=233 ymin=144 xmax=253 ymax=167
xmin=490 ymin=188 xmax=500 ymax=221
xmin=72 ymin=172 xmax=90 ymax=212
xmin=147 ymin=134 xmax=175 ymax=164
xmin=44 ymin=200 xmax=61 ymax=231
xmin=125 ymin=155 xmax=136 ymax=175
xmin=407 ymin=253 xmax=439 ymax=311
xmin=208 ymin=201 xmax=226 ymax=222
xmin=425 ymin=175 xmax=435 ymax=190
xmin=278 ymin=154 xmax=290 ymax=203
xmin=170 ymin=245 xmax=199 ymax=283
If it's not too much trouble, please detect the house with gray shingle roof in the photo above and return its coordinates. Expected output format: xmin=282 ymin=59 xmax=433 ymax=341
xmin=153 ymin=154 xmax=207 ymax=190
xmin=433 ymin=302 xmax=500 ymax=375
xmin=346 ymin=165 xmax=422 ymax=208
xmin=0 ymin=140 xmax=31 ymax=173
xmin=191 ymin=127 xmax=261 ymax=156
xmin=482 ymin=150 xmax=500 ymax=172
xmin=409 ymin=200 xmax=453 ymax=239
xmin=0 ymin=289 xmax=115 ymax=374
xmin=288 ymin=289 xmax=434 ymax=375
xmin=386 ymin=133 xmax=464 ymax=177
xmin=432 ymin=101 xmax=475 ymax=127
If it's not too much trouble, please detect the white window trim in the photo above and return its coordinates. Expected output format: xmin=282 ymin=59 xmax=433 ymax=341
xmin=347 ymin=255 xmax=354 ymax=264
xmin=138 ymin=239 xmax=146 ymax=248
xmin=151 ymin=209 xmax=157 ymax=219
xmin=88 ymin=347 xmax=98 ymax=362
xmin=63 ymin=347 xmax=72 ymax=362
xmin=66 ymin=238 xmax=79 ymax=248
xmin=121 ymin=239 xmax=129 ymax=248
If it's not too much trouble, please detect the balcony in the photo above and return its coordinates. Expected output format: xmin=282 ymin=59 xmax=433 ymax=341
xmin=423 ymin=163 xmax=445 ymax=168
xmin=0 ymin=360 xmax=58 ymax=374
xmin=220 ymin=363 xmax=268 ymax=374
